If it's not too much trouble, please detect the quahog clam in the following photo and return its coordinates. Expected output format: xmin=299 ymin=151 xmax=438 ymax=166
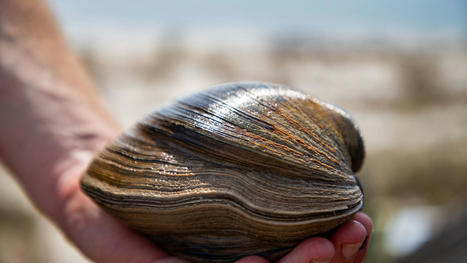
xmin=81 ymin=82 xmax=365 ymax=262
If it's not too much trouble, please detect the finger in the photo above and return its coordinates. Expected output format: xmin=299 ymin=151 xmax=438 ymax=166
xmin=62 ymin=188 xmax=170 ymax=263
xmin=278 ymin=237 xmax=335 ymax=263
xmin=352 ymin=212 xmax=373 ymax=238
xmin=350 ymin=212 xmax=373 ymax=263
xmin=234 ymin=256 xmax=269 ymax=263
xmin=329 ymin=215 xmax=368 ymax=263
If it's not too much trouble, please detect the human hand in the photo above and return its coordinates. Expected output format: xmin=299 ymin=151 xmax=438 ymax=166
xmin=275 ymin=212 xmax=372 ymax=263
xmin=0 ymin=1 xmax=371 ymax=261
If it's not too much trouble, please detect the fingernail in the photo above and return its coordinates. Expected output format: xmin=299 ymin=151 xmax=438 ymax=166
xmin=342 ymin=241 xmax=363 ymax=260
xmin=359 ymin=236 xmax=368 ymax=250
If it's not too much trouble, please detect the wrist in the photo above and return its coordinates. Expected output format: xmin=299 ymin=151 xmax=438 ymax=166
xmin=0 ymin=58 xmax=119 ymax=225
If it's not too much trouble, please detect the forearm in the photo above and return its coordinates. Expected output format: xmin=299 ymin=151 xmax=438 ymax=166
xmin=1 ymin=0 xmax=99 ymax=97
xmin=0 ymin=0 xmax=119 ymax=224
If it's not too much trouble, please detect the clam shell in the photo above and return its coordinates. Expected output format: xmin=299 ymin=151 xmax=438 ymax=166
xmin=81 ymin=82 xmax=364 ymax=262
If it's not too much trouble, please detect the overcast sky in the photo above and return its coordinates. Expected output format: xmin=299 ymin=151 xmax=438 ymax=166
xmin=49 ymin=0 xmax=467 ymax=43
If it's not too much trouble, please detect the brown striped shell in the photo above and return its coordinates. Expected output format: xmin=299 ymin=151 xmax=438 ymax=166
xmin=81 ymin=82 xmax=365 ymax=263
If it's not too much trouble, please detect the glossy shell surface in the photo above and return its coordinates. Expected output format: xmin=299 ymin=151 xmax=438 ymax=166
xmin=81 ymin=82 xmax=365 ymax=262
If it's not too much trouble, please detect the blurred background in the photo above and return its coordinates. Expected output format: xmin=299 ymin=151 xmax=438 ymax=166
xmin=1 ymin=0 xmax=466 ymax=262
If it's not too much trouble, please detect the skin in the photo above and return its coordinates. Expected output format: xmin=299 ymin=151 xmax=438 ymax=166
xmin=0 ymin=0 xmax=372 ymax=262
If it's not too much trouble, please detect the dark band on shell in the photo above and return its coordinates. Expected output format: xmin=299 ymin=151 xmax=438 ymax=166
xmin=81 ymin=82 xmax=365 ymax=262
